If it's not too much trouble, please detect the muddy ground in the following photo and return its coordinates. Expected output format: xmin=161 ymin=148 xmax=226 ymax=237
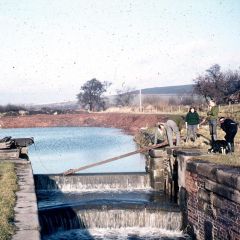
xmin=0 ymin=113 xmax=169 ymax=135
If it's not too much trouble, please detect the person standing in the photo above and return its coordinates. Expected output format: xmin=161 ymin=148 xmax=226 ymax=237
xmin=206 ymin=99 xmax=219 ymax=142
xmin=185 ymin=107 xmax=200 ymax=142
xmin=219 ymin=117 xmax=238 ymax=153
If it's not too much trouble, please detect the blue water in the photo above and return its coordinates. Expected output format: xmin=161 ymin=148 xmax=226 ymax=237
xmin=0 ymin=127 xmax=145 ymax=174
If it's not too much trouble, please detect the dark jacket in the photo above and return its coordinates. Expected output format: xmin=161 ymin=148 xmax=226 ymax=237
xmin=220 ymin=119 xmax=238 ymax=133
xmin=185 ymin=112 xmax=200 ymax=125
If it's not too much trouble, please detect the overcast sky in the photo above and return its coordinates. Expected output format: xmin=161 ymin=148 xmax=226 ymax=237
xmin=0 ymin=0 xmax=240 ymax=104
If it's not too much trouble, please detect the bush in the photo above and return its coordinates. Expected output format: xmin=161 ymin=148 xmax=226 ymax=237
xmin=0 ymin=104 xmax=26 ymax=113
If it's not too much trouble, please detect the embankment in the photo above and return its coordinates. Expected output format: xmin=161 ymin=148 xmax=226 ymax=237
xmin=0 ymin=113 xmax=168 ymax=134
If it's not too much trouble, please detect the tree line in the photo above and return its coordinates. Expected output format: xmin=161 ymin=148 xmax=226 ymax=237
xmin=76 ymin=78 xmax=135 ymax=111
xmin=77 ymin=64 xmax=240 ymax=111
xmin=1 ymin=64 xmax=239 ymax=114
xmin=193 ymin=64 xmax=240 ymax=104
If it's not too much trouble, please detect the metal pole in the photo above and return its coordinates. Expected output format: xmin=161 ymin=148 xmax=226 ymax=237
xmin=139 ymin=89 xmax=142 ymax=112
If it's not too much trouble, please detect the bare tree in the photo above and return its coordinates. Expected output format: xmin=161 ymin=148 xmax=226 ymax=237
xmin=115 ymin=84 xmax=135 ymax=107
xmin=194 ymin=65 xmax=240 ymax=104
xmin=224 ymin=70 xmax=240 ymax=95
xmin=193 ymin=64 xmax=227 ymax=103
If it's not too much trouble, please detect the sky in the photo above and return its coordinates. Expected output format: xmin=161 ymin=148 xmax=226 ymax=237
xmin=0 ymin=0 xmax=240 ymax=105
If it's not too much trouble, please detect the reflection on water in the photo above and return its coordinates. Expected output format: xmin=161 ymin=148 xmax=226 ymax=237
xmin=0 ymin=127 xmax=145 ymax=174
xmin=37 ymin=190 xmax=176 ymax=210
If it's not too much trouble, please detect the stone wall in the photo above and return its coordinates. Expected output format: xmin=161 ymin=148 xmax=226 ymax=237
xmin=176 ymin=150 xmax=240 ymax=240
xmin=148 ymin=148 xmax=167 ymax=191
xmin=148 ymin=148 xmax=180 ymax=202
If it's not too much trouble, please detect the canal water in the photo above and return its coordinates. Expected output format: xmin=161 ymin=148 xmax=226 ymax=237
xmin=1 ymin=127 xmax=190 ymax=239
xmin=0 ymin=126 xmax=145 ymax=174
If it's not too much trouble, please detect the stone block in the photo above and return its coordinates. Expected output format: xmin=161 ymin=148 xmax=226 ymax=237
xmin=153 ymin=181 xmax=165 ymax=191
xmin=198 ymin=188 xmax=210 ymax=202
xmin=20 ymin=147 xmax=28 ymax=155
xmin=151 ymin=169 xmax=165 ymax=179
xmin=149 ymin=149 xmax=167 ymax=158
xmin=12 ymin=230 xmax=40 ymax=240
xmin=150 ymin=157 xmax=165 ymax=170
xmin=195 ymin=163 xmax=219 ymax=180
xmin=210 ymin=194 xmax=223 ymax=209
xmin=216 ymin=169 xmax=240 ymax=191
xmin=14 ymin=212 xmax=39 ymax=230
xmin=205 ymin=179 xmax=240 ymax=204
xmin=0 ymin=148 xmax=20 ymax=159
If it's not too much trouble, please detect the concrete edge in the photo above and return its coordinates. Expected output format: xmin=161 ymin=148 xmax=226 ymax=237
xmin=12 ymin=160 xmax=40 ymax=240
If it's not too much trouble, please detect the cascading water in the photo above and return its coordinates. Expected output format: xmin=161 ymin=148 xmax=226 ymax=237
xmin=34 ymin=173 xmax=151 ymax=191
xmin=36 ymin=174 xmax=190 ymax=240
xmin=39 ymin=207 xmax=182 ymax=234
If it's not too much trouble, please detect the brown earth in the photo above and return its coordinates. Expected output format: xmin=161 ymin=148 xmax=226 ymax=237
xmin=0 ymin=113 xmax=168 ymax=135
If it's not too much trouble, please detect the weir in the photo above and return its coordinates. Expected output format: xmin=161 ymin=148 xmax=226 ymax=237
xmin=34 ymin=173 xmax=151 ymax=191
xmin=39 ymin=206 xmax=182 ymax=235
xmin=35 ymin=172 xmax=188 ymax=239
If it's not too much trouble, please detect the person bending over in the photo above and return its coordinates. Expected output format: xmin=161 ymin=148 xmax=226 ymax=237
xmin=157 ymin=120 xmax=181 ymax=147
xmin=219 ymin=117 xmax=238 ymax=153
xmin=154 ymin=122 xmax=167 ymax=145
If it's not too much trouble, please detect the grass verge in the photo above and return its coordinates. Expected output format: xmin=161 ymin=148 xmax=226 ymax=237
xmin=135 ymin=120 xmax=240 ymax=167
xmin=0 ymin=163 xmax=17 ymax=240
xmin=195 ymin=153 xmax=240 ymax=167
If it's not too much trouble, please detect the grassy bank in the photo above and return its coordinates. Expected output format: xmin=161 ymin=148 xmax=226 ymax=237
xmin=0 ymin=163 xmax=17 ymax=240
xmin=136 ymin=116 xmax=240 ymax=167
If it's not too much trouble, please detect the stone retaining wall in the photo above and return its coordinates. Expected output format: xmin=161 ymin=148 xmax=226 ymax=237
xmin=175 ymin=150 xmax=240 ymax=240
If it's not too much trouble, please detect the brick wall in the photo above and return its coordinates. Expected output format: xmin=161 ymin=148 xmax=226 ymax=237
xmin=184 ymin=160 xmax=240 ymax=240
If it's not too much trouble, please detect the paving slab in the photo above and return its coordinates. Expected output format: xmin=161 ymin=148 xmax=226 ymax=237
xmin=12 ymin=160 xmax=40 ymax=240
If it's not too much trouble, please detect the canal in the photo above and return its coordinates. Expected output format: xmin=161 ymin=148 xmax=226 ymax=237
xmin=1 ymin=127 xmax=189 ymax=239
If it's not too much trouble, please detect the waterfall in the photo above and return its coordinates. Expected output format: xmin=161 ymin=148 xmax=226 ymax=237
xmin=39 ymin=206 xmax=182 ymax=235
xmin=36 ymin=173 xmax=188 ymax=239
xmin=34 ymin=173 xmax=151 ymax=191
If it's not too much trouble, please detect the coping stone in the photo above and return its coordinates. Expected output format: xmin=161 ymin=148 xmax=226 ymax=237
xmin=12 ymin=160 xmax=40 ymax=240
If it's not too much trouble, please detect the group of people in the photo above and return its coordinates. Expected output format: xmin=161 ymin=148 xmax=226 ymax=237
xmin=154 ymin=99 xmax=239 ymax=153
xmin=205 ymin=99 xmax=238 ymax=153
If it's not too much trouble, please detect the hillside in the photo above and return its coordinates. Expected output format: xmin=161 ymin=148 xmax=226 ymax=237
xmin=22 ymin=84 xmax=194 ymax=111
xmin=132 ymin=84 xmax=194 ymax=95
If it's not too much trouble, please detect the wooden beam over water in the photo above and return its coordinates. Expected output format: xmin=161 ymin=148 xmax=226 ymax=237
xmin=62 ymin=141 xmax=169 ymax=175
